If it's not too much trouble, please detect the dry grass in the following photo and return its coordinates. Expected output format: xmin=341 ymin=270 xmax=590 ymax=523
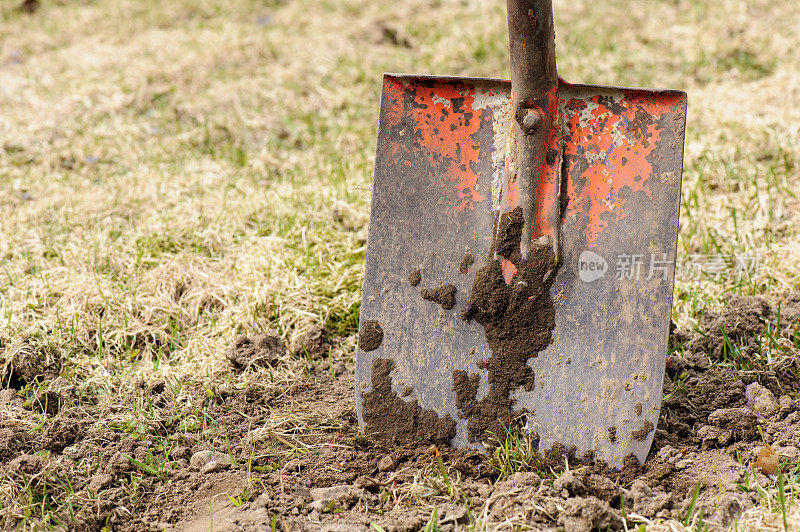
xmin=1 ymin=0 xmax=800 ymax=529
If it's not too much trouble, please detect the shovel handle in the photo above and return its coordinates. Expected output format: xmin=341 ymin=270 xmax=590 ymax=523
xmin=507 ymin=0 xmax=560 ymax=261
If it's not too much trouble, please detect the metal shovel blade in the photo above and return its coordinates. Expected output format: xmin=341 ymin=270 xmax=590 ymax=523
xmin=356 ymin=74 xmax=687 ymax=467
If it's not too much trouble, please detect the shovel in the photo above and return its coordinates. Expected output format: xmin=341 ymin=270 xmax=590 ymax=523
xmin=356 ymin=0 xmax=687 ymax=467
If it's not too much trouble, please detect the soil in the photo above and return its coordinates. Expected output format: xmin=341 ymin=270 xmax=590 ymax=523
xmin=630 ymin=420 xmax=655 ymax=442
xmin=360 ymin=358 xmax=456 ymax=445
xmin=0 ymin=338 xmax=61 ymax=388
xmin=455 ymin=207 xmax=557 ymax=441
xmin=291 ymin=325 xmax=334 ymax=359
xmin=458 ymin=251 xmax=474 ymax=274
xmin=3 ymin=293 xmax=800 ymax=530
xmin=408 ymin=268 xmax=421 ymax=287
xmin=420 ymin=283 xmax=457 ymax=310
xmin=224 ymin=333 xmax=285 ymax=371
xmin=357 ymin=320 xmax=383 ymax=352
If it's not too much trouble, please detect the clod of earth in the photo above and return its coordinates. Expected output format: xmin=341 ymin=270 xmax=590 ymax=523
xmin=87 ymin=473 xmax=115 ymax=493
xmin=361 ymin=358 xmax=456 ymax=445
xmin=41 ymin=418 xmax=81 ymax=452
xmin=745 ymin=382 xmax=778 ymax=417
xmin=309 ymin=485 xmax=367 ymax=513
xmin=455 ymin=207 xmax=557 ymax=441
xmin=377 ymin=454 xmax=396 ymax=472
xmin=290 ymin=325 xmax=334 ymax=359
xmin=224 ymin=333 xmax=284 ymax=371
xmin=630 ymin=420 xmax=655 ymax=442
xmin=420 ymin=283 xmax=457 ymax=310
xmin=458 ymin=251 xmax=474 ymax=274
xmin=1 ymin=338 xmax=61 ymax=389
xmin=408 ymin=268 xmax=421 ymax=286
xmin=358 ymin=320 xmax=383 ymax=352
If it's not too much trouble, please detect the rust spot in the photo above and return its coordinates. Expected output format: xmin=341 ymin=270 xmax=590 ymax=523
xmin=561 ymin=90 xmax=684 ymax=246
xmin=382 ymin=78 xmax=488 ymax=213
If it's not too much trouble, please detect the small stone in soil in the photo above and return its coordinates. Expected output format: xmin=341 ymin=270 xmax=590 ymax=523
xmin=377 ymin=455 xmax=396 ymax=472
xmin=309 ymin=485 xmax=366 ymax=512
xmin=200 ymin=461 xmax=228 ymax=474
xmin=88 ymin=473 xmax=115 ymax=492
xmin=190 ymin=450 xmax=232 ymax=469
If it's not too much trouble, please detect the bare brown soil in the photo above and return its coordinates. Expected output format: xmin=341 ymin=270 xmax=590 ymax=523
xmin=2 ymin=293 xmax=800 ymax=530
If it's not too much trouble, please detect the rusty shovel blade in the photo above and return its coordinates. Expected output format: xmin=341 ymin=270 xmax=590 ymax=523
xmin=355 ymin=73 xmax=687 ymax=467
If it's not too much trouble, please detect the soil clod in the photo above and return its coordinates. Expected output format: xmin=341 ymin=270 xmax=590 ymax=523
xmin=225 ymin=333 xmax=284 ymax=371
xmin=420 ymin=283 xmax=457 ymax=310
xmin=358 ymin=320 xmax=384 ymax=352
xmin=41 ymin=418 xmax=81 ymax=452
xmin=408 ymin=268 xmax=421 ymax=287
xmin=291 ymin=325 xmax=334 ymax=359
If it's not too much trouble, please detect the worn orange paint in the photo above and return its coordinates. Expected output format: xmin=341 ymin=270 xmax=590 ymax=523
xmin=380 ymin=75 xmax=681 ymax=256
xmin=381 ymin=77 xmax=488 ymax=214
xmin=561 ymin=88 xmax=682 ymax=247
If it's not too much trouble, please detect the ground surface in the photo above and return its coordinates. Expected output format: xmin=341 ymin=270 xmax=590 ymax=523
xmin=1 ymin=0 xmax=800 ymax=530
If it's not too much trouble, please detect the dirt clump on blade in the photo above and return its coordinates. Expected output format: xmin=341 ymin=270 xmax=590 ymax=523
xmin=358 ymin=319 xmax=383 ymax=351
xmin=224 ymin=332 xmax=284 ymax=371
xmin=455 ymin=207 xmax=557 ymax=441
xmin=291 ymin=325 xmax=334 ymax=359
xmin=420 ymin=283 xmax=457 ymax=310
xmin=458 ymin=251 xmax=474 ymax=274
xmin=361 ymin=358 xmax=456 ymax=445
